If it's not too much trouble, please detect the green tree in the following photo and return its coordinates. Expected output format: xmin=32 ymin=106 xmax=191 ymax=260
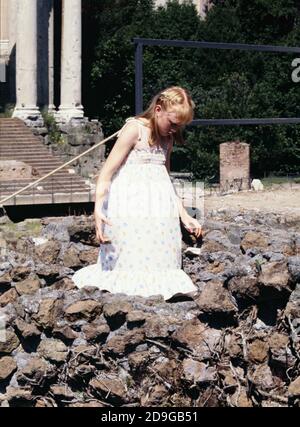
xmin=83 ymin=0 xmax=300 ymax=178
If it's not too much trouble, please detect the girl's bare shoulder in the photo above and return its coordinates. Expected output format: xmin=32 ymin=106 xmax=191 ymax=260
xmin=135 ymin=117 xmax=151 ymax=127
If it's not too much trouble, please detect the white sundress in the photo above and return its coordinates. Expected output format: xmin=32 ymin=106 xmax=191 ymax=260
xmin=71 ymin=117 xmax=198 ymax=300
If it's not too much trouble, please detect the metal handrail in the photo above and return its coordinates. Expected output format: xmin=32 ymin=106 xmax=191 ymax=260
xmin=0 ymin=129 xmax=120 ymax=207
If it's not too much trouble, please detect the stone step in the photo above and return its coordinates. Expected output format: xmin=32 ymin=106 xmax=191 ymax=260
xmin=0 ymin=143 xmax=48 ymax=147
xmin=0 ymin=162 xmax=67 ymax=170
xmin=0 ymin=148 xmax=51 ymax=152
xmin=0 ymin=143 xmax=46 ymax=148
xmin=0 ymin=189 xmax=90 ymax=197
xmin=0 ymin=175 xmax=89 ymax=184
xmin=0 ymin=118 xmax=90 ymax=206
xmin=0 ymin=156 xmax=65 ymax=163
xmin=0 ymin=140 xmax=47 ymax=146
xmin=0 ymin=177 xmax=91 ymax=186
xmin=0 ymin=152 xmax=63 ymax=158
xmin=0 ymin=130 xmax=37 ymax=134
xmin=0 ymin=183 xmax=90 ymax=192
xmin=0 ymin=130 xmax=37 ymax=135
xmin=0 ymin=181 xmax=91 ymax=191
xmin=0 ymin=138 xmax=42 ymax=143
xmin=0 ymin=142 xmax=44 ymax=147
xmin=0 ymin=127 xmax=35 ymax=131
xmin=0 ymin=147 xmax=51 ymax=153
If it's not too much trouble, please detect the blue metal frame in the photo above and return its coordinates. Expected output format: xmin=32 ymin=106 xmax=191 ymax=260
xmin=134 ymin=37 xmax=300 ymax=126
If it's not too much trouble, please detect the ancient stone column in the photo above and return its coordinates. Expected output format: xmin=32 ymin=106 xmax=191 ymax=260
xmin=8 ymin=0 xmax=18 ymax=103
xmin=8 ymin=0 xmax=17 ymax=53
xmin=48 ymin=0 xmax=55 ymax=112
xmin=13 ymin=0 xmax=43 ymax=125
xmin=58 ymin=0 xmax=84 ymax=123
xmin=0 ymin=0 xmax=9 ymax=83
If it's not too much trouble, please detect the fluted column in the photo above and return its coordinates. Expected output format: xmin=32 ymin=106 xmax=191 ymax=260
xmin=8 ymin=0 xmax=17 ymax=53
xmin=13 ymin=0 xmax=42 ymax=124
xmin=48 ymin=0 xmax=55 ymax=112
xmin=8 ymin=0 xmax=18 ymax=103
xmin=58 ymin=0 xmax=84 ymax=122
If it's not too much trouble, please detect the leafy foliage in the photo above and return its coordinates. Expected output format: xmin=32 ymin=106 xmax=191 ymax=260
xmin=83 ymin=0 xmax=300 ymax=177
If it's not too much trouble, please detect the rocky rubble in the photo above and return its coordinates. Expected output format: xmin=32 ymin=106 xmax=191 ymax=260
xmin=0 ymin=209 xmax=299 ymax=407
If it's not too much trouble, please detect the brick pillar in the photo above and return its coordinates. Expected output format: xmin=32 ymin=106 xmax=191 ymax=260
xmin=220 ymin=141 xmax=250 ymax=191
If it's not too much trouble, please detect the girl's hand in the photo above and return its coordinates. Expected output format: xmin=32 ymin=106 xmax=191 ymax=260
xmin=181 ymin=214 xmax=203 ymax=238
xmin=94 ymin=210 xmax=113 ymax=244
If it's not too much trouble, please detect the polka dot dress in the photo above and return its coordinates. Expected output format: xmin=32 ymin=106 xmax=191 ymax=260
xmin=72 ymin=117 xmax=197 ymax=300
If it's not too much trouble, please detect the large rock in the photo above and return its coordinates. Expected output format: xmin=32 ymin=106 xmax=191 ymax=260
xmin=34 ymin=240 xmax=61 ymax=264
xmin=126 ymin=310 xmax=147 ymax=327
xmin=258 ymin=261 xmax=290 ymax=290
xmin=284 ymin=283 xmax=300 ymax=319
xmin=62 ymin=246 xmax=81 ymax=269
xmin=128 ymin=350 xmax=151 ymax=373
xmin=172 ymin=318 xmax=222 ymax=360
xmin=37 ymin=339 xmax=68 ymax=363
xmin=53 ymin=325 xmax=79 ymax=341
xmin=64 ymin=299 xmax=102 ymax=321
xmin=81 ymin=321 xmax=110 ymax=342
xmin=268 ymin=333 xmax=296 ymax=368
xmin=195 ymin=280 xmax=238 ymax=315
xmin=182 ymin=359 xmax=217 ymax=383
xmin=103 ymin=329 xmax=145 ymax=354
xmin=89 ymin=374 xmax=127 ymax=402
xmin=0 ymin=288 xmax=18 ymax=307
xmin=78 ymin=247 xmax=99 ymax=264
xmin=50 ymin=384 xmax=76 ymax=401
xmin=14 ymin=318 xmax=41 ymax=339
xmin=288 ymin=377 xmax=300 ymax=398
xmin=228 ymin=275 xmax=260 ymax=300
xmin=17 ymin=357 xmax=55 ymax=386
xmin=2 ymin=387 xmax=33 ymax=405
xmin=10 ymin=266 xmax=32 ymax=282
xmin=0 ymin=271 xmax=12 ymax=286
xmin=103 ymin=301 xmax=132 ymax=320
xmin=248 ymin=339 xmax=269 ymax=364
xmin=32 ymin=298 xmax=63 ymax=329
xmin=0 ymin=329 xmax=20 ymax=354
xmin=144 ymin=315 xmax=180 ymax=339
xmin=231 ymin=388 xmax=253 ymax=407
xmin=249 ymin=364 xmax=274 ymax=390
xmin=15 ymin=277 xmax=41 ymax=296
xmin=241 ymin=231 xmax=269 ymax=252
xmin=0 ymin=356 xmax=17 ymax=380
xmin=287 ymin=256 xmax=300 ymax=283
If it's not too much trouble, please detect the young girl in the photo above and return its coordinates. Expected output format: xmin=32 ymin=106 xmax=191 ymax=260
xmin=72 ymin=86 xmax=202 ymax=300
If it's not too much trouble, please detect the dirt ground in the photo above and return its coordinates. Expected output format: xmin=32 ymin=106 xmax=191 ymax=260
xmin=203 ymin=183 xmax=300 ymax=214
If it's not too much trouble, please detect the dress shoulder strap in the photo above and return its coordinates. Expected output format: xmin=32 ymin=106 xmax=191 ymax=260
xmin=117 ymin=117 xmax=142 ymax=141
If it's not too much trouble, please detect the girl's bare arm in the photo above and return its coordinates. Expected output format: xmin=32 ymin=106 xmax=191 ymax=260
xmin=94 ymin=122 xmax=139 ymax=211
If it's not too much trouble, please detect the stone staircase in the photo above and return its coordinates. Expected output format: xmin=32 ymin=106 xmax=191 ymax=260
xmin=0 ymin=118 xmax=94 ymax=206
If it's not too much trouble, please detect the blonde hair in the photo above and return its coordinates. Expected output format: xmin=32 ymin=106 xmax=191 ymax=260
xmin=136 ymin=86 xmax=195 ymax=146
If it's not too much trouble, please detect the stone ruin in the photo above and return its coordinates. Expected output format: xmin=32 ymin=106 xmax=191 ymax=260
xmin=220 ymin=141 xmax=250 ymax=192
xmin=0 ymin=160 xmax=39 ymax=181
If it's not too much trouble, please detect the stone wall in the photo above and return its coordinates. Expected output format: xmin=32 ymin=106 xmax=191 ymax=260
xmin=0 ymin=208 xmax=299 ymax=407
xmin=35 ymin=118 xmax=106 ymax=181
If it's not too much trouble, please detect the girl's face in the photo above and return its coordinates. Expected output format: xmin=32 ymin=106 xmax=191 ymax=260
xmin=155 ymin=105 xmax=182 ymax=137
